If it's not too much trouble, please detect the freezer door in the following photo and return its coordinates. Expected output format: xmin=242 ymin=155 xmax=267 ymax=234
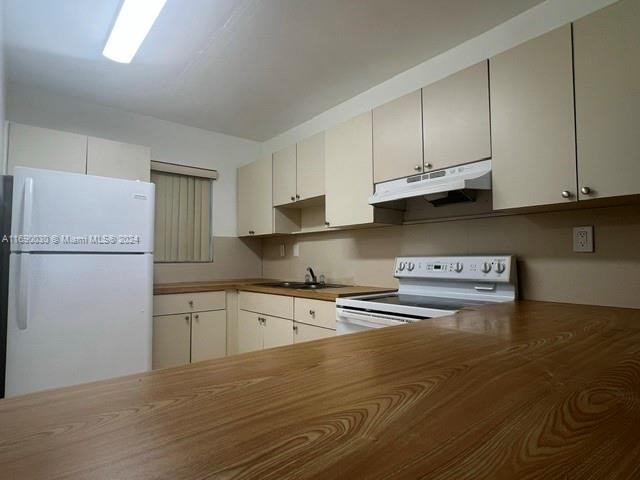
xmin=11 ymin=167 xmax=154 ymax=253
xmin=5 ymin=253 xmax=153 ymax=397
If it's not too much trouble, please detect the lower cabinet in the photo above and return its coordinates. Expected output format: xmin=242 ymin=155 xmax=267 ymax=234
xmin=293 ymin=322 xmax=335 ymax=343
xmin=237 ymin=310 xmax=294 ymax=353
xmin=153 ymin=309 xmax=227 ymax=369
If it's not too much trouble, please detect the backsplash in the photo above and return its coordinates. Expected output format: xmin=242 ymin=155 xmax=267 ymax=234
xmin=262 ymin=204 xmax=640 ymax=309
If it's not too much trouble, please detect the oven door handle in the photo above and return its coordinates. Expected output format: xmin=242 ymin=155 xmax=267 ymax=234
xmin=337 ymin=309 xmax=409 ymax=328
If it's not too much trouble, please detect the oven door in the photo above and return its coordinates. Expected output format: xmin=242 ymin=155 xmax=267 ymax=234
xmin=336 ymin=308 xmax=418 ymax=335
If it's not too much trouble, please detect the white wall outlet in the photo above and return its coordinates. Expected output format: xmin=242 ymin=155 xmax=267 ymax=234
xmin=279 ymin=244 xmax=286 ymax=257
xmin=573 ymin=226 xmax=594 ymax=253
xmin=292 ymin=243 xmax=300 ymax=257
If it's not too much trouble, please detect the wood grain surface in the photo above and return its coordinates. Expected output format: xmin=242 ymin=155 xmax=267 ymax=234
xmin=154 ymin=279 xmax=396 ymax=301
xmin=2 ymin=300 xmax=640 ymax=479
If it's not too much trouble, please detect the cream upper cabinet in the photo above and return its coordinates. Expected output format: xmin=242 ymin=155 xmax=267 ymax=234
xmin=237 ymin=155 xmax=273 ymax=236
xmin=574 ymin=0 xmax=640 ymax=200
xmin=152 ymin=314 xmax=191 ymax=369
xmin=262 ymin=314 xmax=293 ymax=350
xmin=325 ymin=112 xmax=374 ymax=227
xmin=273 ymin=145 xmax=297 ymax=206
xmin=423 ymin=61 xmax=491 ymax=171
xmin=296 ymin=132 xmax=325 ymax=200
xmin=490 ymin=25 xmax=577 ymax=210
xmin=86 ymin=137 xmax=151 ymax=182
xmin=190 ymin=310 xmax=227 ymax=363
xmin=237 ymin=310 xmax=263 ymax=354
xmin=373 ymin=90 xmax=423 ymax=183
xmin=7 ymin=123 xmax=87 ymax=174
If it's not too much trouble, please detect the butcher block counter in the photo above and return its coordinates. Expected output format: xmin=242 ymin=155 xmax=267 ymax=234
xmin=2 ymin=301 xmax=640 ymax=479
xmin=154 ymin=279 xmax=396 ymax=301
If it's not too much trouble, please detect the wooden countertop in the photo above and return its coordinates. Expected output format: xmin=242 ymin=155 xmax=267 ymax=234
xmin=2 ymin=300 xmax=640 ymax=479
xmin=154 ymin=279 xmax=396 ymax=301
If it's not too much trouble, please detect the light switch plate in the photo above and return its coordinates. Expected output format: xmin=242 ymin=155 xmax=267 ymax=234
xmin=573 ymin=226 xmax=594 ymax=253
xmin=293 ymin=243 xmax=300 ymax=257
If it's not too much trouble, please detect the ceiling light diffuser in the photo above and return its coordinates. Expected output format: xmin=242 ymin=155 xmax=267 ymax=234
xmin=103 ymin=0 xmax=167 ymax=64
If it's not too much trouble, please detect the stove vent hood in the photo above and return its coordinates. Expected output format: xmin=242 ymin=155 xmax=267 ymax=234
xmin=369 ymin=159 xmax=491 ymax=207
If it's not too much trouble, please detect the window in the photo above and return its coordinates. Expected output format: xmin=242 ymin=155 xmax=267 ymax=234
xmin=151 ymin=166 xmax=215 ymax=263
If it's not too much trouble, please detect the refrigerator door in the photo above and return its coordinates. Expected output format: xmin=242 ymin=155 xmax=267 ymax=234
xmin=5 ymin=253 xmax=153 ymax=397
xmin=11 ymin=167 xmax=154 ymax=253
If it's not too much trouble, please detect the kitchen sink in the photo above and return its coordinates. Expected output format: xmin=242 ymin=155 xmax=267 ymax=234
xmin=262 ymin=282 xmax=347 ymax=290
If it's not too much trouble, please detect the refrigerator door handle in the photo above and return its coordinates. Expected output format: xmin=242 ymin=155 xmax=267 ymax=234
xmin=17 ymin=253 xmax=30 ymax=330
xmin=22 ymin=177 xmax=34 ymax=241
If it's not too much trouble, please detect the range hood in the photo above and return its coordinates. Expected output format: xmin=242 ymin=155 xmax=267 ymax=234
xmin=369 ymin=159 xmax=491 ymax=207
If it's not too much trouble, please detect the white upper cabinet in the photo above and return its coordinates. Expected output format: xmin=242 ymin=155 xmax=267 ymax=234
xmin=422 ymin=61 xmax=491 ymax=171
xmin=573 ymin=0 xmax=640 ymax=200
xmin=372 ymin=90 xmax=423 ymax=183
xmin=272 ymin=145 xmax=297 ymax=206
xmin=86 ymin=137 xmax=151 ymax=182
xmin=296 ymin=132 xmax=325 ymax=200
xmin=7 ymin=123 xmax=87 ymax=174
xmin=325 ymin=112 xmax=375 ymax=227
xmin=237 ymin=154 xmax=273 ymax=236
xmin=490 ymin=25 xmax=577 ymax=210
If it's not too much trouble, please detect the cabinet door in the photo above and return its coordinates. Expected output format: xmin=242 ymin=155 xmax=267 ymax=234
xmin=86 ymin=137 xmax=150 ymax=181
xmin=325 ymin=112 xmax=374 ymax=227
xmin=152 ymin=314 xmax=191 ymax=369
xmin=296 ymin=132 xmax=325 ymax=200
xmin=294 ymin=322 xmax=335 ymax=344
xmin=7 ymin=123 xmax=87 ymax=174
xmin=191 ymin=310 xmax=227 ymax=362
xmin=373 ymin=90 xmax=423 ymax=183
xmin=490 ymin=25 xmax=576 ymax=210
xmin=574 ymin=0 xmax=640 ymax=200
xmin=423 ymin=61 xmax=490 ymax=171
xmin=273 ymin=145 xmax=297 ymax=206
xmin=262 ymin=314 xmax=293 ymax=350
xmin=237 ymin=155 xmax=273 ymax=236
xmin=237 ymin=310 xmax=263 ymax=353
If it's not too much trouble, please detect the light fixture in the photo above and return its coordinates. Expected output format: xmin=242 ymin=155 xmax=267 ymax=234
xmin=103 ymin=0 xmax=167 ymax=64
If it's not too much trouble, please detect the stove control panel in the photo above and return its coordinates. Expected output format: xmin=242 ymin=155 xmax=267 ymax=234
xmin=394 ymin=256 xmax=514 ymax=282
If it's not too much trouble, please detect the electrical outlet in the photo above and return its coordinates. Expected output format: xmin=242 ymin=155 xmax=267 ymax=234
xmin=293 ymin=243 xmax=300 ymax=257
xmin=573 ymin=226 xmax=594 ymax=253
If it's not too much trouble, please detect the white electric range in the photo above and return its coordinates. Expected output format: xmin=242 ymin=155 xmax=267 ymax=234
xmin=335 ymin=255 xmax=517 ymax=335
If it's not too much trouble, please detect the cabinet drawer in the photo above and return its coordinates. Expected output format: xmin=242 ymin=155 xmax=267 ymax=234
xmin=154 ymin=291 xmax=226 ymax=315
xmin=294 ymin=298 xmax=336 ymax=329
xmin=294 ymin=322 xmax=335 ymax=344
xmin=239 ymin=291 xmax=294 ymax=319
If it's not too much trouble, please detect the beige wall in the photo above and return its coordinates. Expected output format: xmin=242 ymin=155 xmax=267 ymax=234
xmin=262 ymin=204 xmax=640 ymax=309
xmin=154 ymin=236 xmax=262 ymax=283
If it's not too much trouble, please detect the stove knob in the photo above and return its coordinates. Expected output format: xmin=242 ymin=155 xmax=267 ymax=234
xmin=495 ymin=262 xmax=506 ymax=274
xmin=454 ymin=262 xmax=464 ymax=273
xmin=398 ymin=262 xmax=406 ymax=271
xmin=407 ymin=262 xmax=415 ymax=272
xmin=481 ymin=262 xmax=492 ymax=273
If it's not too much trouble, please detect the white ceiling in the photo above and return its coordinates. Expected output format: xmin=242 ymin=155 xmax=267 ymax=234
xmin=5 ymin=0 xmax=543 ymax=141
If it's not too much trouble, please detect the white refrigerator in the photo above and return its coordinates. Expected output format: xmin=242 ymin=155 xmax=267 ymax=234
xmin=3 ymin=167 xmax=155 ymax=397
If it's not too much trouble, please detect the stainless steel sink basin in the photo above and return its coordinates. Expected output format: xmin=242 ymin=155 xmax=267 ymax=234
xmin=262 ymin=282 xmax=347 ymax=290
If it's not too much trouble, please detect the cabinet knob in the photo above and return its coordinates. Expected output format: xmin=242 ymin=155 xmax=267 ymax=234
xmin=414 ymin=165 xmax=422 ymax=172
xmin=325 ymin=221 xmax=330 ymax=227
xmin=290 ymin=196 xmax=295 ymax=201
xmin=293 ymin=325 xmax=298 ymax=333
xmin=185 ymin=315 xmax=190 ymax=321
xmin=309 ymin=309 xmax=315 ymax=316
xmin=188 ymin=300 xmax=194 ymax=307
xmin=248 ymin=230 xmax=255 ymax=235
xmin=425 ymin=163 xmax=432 ymax=170
xmin=561 ymin=190 xmax=572 ymax=199
xmin=194 ymin=314 xmax=199 ymax=321
xmin=296 ymin=194 xmax=301 ymax=199
xmin=580 ymin=186 xmax=592 ymax=195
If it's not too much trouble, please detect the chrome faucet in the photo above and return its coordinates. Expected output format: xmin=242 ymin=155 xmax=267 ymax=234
xmin=306 ymin=266 xmax=317 ymax=284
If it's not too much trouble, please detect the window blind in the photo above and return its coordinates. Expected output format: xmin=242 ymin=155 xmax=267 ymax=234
xmin=151 ymin=171 xmax=212 ymax=262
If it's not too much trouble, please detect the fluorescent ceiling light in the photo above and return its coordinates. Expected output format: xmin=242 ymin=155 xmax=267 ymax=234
xmin=103 ymin=0 xmax=167 ymax=63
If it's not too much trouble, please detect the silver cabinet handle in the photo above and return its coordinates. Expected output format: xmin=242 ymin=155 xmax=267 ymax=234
xmin=248 ymin=230 xmax=255 ymax=235
xmin=561 ymin=190 xmax=572 ymax=199
xmin=309 ymin=309 xmax=315 ymax=316
xmin=414 ymin=165 xmax=422 ymax=171
xmin=581 ymin=186 xmax=592 ymax=195
xmin=293 ymin=324 xmax=298 ymax=333
xmin=194 ymin=314 xmax=199 ymax=321
xmin=185 ymin=315 xmax=190 ymax=322
xmin=188 ymin=300 xmax=194 ymax=307
xmin=296 ymin=194 xmax=300 ymax=199
xmin=425 ymin=163 xmax=432 ymax=169
xmin=290 ymin=196 xmax=295 ymax=201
